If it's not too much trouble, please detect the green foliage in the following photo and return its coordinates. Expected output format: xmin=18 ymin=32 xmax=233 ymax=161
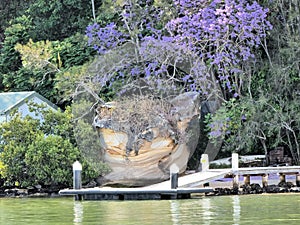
xmin=0 ymin=0 xmax=299 ymax=167
xmin=206 ymin=98 xmax=251 ymax=140
xmin=208 ymin=89 xmax=300 ymax=163
xmin=203 ymin=0 xmax=300 ymax=164
xmin=0 ymin=0 xmax=34 ymax=44
xmin=73 ymin=119 xmax=111 ymax=175
xmin=0 ymin=114 xmax=41 ymax=186
xmin=25 ymin=134 xmax=80 ymax=187
xmin=55 ymin=65 xmax=89 ymax=103
xmin=56 ymin=34 xmax=95 ymax=68
xmin=27 ymin=0 xmax=102 ymax=41
xmin=0 ymin=160 xmax=6 ymax=178
xmin=0 ymin=15 xmax=32 ymax=91
xmin=15 ymin=39 xmax=60 ymax=72
xmin=53 ymin=34 xmax=96 ymax=103
xmin=1 ymin=2 xmax=97 ymax=107
xmin=8 ymin=33 xmax=94 ymax=106
xmin=71 ymin=99 xmax=112 ymax=174
xmin=0 ymin=104 xmax=109 ymax=188
xmin=0 ymin=16 xmax=31 ymax=74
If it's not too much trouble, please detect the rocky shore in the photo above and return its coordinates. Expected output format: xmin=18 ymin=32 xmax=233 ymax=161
xmin=1 ymin=181 xmax=300 ymax=198
xmin=208 ymin=181 xmax=300 ymax=196
xmin=0 ymin=185 xmax=63 ymax=198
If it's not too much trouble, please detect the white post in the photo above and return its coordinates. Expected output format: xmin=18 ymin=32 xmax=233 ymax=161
xmin=232 ymin=153 xmax=239 ymax=170
xmin=170 ymin=164 xmax=179 ymax=189
xmin=232 ymin=153 xmax=239 ymax=190
xmin=73 ymin=161 xmax=82 ymax=200
xmin=200 ymin=154 xmax=209 ymax=172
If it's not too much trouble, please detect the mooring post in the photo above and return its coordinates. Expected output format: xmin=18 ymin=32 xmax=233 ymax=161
xmin=296 ymin=173 xmax=300 ymax=187
xmin=262 ymin=174 xmax=269 ymax=188
xmin=232 ymin=153 xmax=239 ymax=189
xmin=73 ymin=161 xmax=82 ymax=200
xmin=200 ymin=154 xmax=209 ymax=172
xmin=279 ymin=173 xmax=286 ymax=183
xmin=243 ymin=175 xmax=250 ymax=186
xmin=170 ymin=164 xmax=179 ymax=189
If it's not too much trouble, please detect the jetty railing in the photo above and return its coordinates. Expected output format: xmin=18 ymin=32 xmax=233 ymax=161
xmin=206 ymin=153 xmax=300 ymax=189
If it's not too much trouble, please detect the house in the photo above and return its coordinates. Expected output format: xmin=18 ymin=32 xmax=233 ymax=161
xmin=0 ymin=91 xmax=58 ymax=123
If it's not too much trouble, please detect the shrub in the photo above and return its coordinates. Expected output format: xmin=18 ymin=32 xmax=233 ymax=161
xmin=0 ymin=104 xmax=109 ymax=188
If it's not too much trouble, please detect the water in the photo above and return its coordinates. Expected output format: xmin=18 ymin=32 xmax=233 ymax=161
xmin=0 ymin=194 xmax=300 ymax=225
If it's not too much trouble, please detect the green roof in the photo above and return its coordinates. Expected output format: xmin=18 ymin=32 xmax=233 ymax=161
xmin=0 ymin=91 xmax=57 ymax=114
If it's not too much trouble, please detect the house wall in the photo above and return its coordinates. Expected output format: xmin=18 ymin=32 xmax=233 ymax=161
xmin=4 ymin=96 xmax=56 ymax=122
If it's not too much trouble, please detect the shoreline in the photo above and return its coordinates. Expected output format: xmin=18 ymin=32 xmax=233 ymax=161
xmin=204 ymin=173 xmax=300 ymax=196
xmin=1 ymin=173 xmax=299 ymax=198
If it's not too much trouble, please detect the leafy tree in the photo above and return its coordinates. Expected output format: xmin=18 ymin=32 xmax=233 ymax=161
xmin=0 ymin=0 xmax=34 ymax=48
xmin=0 ymin=16 xmax=32 ymax=91
xmin=0 ymin=113 xmax=41 ymax=186
xmin=166 ymin=0 xmax=272 ymax=98
xmin=13 ymin=33 xmax=95 ymax=105
xmin=0 ymin=1 xmax=99 ymax=105
xmin=25 ymin=134 xmax=81 ymax=187
xmin=82 ymin=0 xmax=272 ymax=163
xmin=207 ymin=0 xmax=300 ymax=163
xmin=27 ymin=0 xmax=102 ymax=41
xmin=85 ymin=0 xmax=271 ymax=100
xmin=0 ymin=104 xmax=110 ymax=188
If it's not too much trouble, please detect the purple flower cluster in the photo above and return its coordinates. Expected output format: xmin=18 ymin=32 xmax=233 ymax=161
xmin=166 ymin=0 xmax=272 ymax=92
xmin=86 ymin=23 xmax=127 ymax=54
xmin=85 ymin=0 xmax=272 ymax=98
xmin=85 ymin=1 xmax=172 ymax=94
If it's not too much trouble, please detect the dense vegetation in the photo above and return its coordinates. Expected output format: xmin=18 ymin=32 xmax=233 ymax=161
xmin=0 ymin=0 xmax=300 ymax=188
xmin=0 ymin=104 xmax=110 ymax=188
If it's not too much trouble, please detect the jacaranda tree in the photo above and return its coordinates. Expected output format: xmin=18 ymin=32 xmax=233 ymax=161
xmin=83 ymin=0 xmax=272 ymax=162
xmin=85 ymin=0 xmax=271 ymax=100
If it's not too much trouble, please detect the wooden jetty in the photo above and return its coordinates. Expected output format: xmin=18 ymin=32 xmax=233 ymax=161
xmin=231 ymin=166 xmax=300 ymax=188
xmin=59 ymin=187 xmax=214 ymax=200
xmin=59 ymin=154 xmax=300 ymax=200
xmin=59 ymin=161 xmax=214 ymax=200
xmin=146 ymin=166 xmax=300 ymax=190
xmin=147 ymin=169 xmax=232 ymax=189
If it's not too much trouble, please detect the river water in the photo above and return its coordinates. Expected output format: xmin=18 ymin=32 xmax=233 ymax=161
xmin=0 ymin=194 xmax=299 ymax=225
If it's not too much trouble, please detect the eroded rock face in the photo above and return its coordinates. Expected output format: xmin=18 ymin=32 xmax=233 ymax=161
xmin=93 ymin=92 xmax=200 ymax=186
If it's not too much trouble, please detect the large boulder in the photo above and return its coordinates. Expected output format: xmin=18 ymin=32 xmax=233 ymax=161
xmin=93 ymin=92 xmax=201 ymax=186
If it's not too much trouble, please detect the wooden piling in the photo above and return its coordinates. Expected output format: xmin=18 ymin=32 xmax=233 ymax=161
xmin=279 ymin=173 xmax=286 ymax=183
xmin=233 ymin=175 xmax=239 ymax=189
xmin=262 ymin=174 xmax=268 ymax=188
xmin=296 ymin=173 xmax=300 ymax=187
xmin=243 ymin=175 xmax=250 ymax=186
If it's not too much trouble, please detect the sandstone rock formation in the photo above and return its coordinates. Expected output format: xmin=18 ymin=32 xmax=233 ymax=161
xmin=93 ymin=92 xmax=201 ymax=186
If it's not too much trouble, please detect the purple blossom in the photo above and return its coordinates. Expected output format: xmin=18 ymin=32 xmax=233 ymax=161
xmin=182 ymin=75 xmax=191 ymax=82
xmin=85 ymin=0 xmax=272 ymax=97
xmin=86 ymin=22 xmax=127 ymax=54
xmin=166 ymin=0 xmax=272 ymax=92
xmin=209 ymin=130 xmax=222 ymax=137
xmin=241 ymin=114 xmax=247 ymax=121
xmin=131 ymin=67 xmax=140 ymax=76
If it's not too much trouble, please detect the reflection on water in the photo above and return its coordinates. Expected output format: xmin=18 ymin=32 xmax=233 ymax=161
xmin=202 ymin=197 xmax=212 ymax=225
xmin=170 ymin=201 xmax=180 ymax=225
xmin=1 ymin=194 xmax=300 ymax=225
xmin=232 ymin=195 xmax=240 ymax=225
xmin=73 ymin=201 xmax=83 ymax=224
